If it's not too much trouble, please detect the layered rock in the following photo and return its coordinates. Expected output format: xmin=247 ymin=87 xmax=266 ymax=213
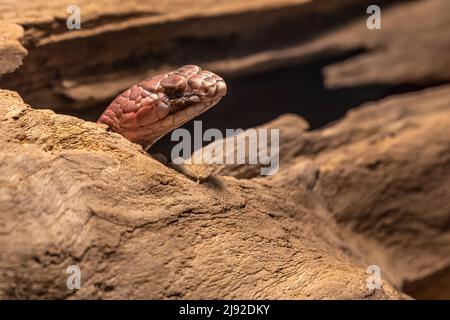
xmin=1 ymin=84 xmax=449 ymax=299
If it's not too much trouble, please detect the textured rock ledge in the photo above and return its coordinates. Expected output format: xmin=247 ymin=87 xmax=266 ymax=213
xmin=1 ymin=85 xmax=449 ymax=299
xmin=0 ymin=0 xmax=404 ymax=111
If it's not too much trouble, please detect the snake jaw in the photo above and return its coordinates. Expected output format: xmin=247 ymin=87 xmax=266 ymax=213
xmin=97 ymin=65 xmax=227 ymax=149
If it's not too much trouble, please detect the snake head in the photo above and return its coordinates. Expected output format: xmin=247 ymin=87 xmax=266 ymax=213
xmin=98 ymin=65 xmax=227 ymax=149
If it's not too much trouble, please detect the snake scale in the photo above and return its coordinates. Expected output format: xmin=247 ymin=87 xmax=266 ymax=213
xmin=97 ymin=65 xmax=227 ymax=149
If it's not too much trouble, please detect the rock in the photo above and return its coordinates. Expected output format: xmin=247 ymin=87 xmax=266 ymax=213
xmin=2 ymin=84 xmax=450 ymax=299
xmin=0 ymin=0 xmax=403 ymax=111
xmin=0 ymin=22 xmax=27 ymax=75
xmin=322 ymin=0 xmax=450 ymax=88
xmin=186 ymin=85 xmax=450 ymax=299
xmin=210 ymin=0 xmax=450 ymax=88
xmin=0 ymin=88 xmax=417 ymax=299
xmin=282 ymin=85 xmax=450 ymax=298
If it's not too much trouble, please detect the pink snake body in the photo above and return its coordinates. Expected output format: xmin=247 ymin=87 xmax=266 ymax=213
xmin=98 ymin=65 xmax=227 ymax=149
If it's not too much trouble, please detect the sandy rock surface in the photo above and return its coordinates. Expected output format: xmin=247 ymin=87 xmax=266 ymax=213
xmin=1 ymin=84 xmax=449 ymax=299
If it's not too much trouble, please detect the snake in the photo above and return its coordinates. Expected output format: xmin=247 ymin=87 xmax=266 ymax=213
xmin=97 ymin=65 xmax=227 ymax=150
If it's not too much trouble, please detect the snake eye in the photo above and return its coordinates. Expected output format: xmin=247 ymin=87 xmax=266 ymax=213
xmin=165 ymin=88 xmax=184 ymax=100
xmin=168 ymin=96 xmax=193 ymax=114
xmin=161 ymin=75 xmax=188 ymax=101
